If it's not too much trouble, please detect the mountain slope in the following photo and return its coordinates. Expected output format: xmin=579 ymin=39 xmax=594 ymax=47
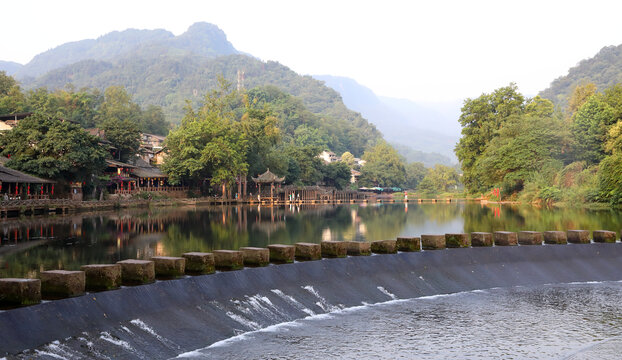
xmin=12 ymin=23 xmax=379 ymax=156
xmin=0 ymin=61 xmax=22 ymax=76
xmin=540 ymin=44 xmax=622 ymax=109
xmin=313 ymin=75 xmax=458 ymax=163
xmin=13 ymin=22 xmax=239 ymax=80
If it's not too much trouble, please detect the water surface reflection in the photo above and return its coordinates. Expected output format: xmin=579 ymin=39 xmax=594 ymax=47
xmin=1 ymin=202 xmax=622 ymax=278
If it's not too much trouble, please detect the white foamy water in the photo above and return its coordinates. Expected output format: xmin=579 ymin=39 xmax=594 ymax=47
xmin=270 ymin=289 xmax=315 ymax=316
xmin=99 ymin=332 xmax=134 ymax=352
xmin=181 ymin=282 xmax=622 ymax=359
xmin=302 ymin=285 xmax=340 ymax=312
xmin=130 ymin=319 xmax=178 ymax=349
xmin=225 ymin=311 xmax=261 ymax=330
xmin=376 ymin=286 xmax=398 ymax=300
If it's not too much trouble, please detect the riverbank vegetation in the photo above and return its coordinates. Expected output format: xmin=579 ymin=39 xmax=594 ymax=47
xmin=456 ymin=82 xmax=622 ymax=206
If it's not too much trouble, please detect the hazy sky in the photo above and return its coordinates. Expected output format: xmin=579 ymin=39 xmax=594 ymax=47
xmin=3 ymin=0 xmax=622 ymax=103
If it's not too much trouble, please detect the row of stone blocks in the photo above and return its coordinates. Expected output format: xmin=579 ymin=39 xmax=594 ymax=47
xmin=1 ymin=229 xmax=618 ymax=307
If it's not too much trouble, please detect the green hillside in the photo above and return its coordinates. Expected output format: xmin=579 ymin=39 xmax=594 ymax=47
xmin=25 ymin=56 xmax=379 ymax=156
xmin=12 ymin=22 xmax=380 ymax=156
xmin=540 ymin=44 xmax=622 ymax=109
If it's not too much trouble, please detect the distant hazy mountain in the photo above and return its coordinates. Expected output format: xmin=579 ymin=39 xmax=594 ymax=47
xmin=540 ymin=44 xmax=622 ymax=109
xmin=0 ymin=61 xmax=22 ymax=76
xmin=313 ymin=75 xmax=459 ymax=164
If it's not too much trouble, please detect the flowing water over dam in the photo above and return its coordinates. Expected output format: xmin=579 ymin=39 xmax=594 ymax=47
xmin=3 ymin=203 xmax=622 ymax=359
xmin=3 ymin=244 xmax=622 ymax=359
xmin=185 ymin=282 xmax=622 ymax=360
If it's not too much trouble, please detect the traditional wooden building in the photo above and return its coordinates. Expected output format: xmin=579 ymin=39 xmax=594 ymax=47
xmin=0 ymin=165 xmax=55 ymax=200
xmin=0 ymin=112 xmax=33 ymax=131
xmin=104 ymin=160 xmax=138 ymax=195
xmin=252 ymin=169 xmax=285 ymax=202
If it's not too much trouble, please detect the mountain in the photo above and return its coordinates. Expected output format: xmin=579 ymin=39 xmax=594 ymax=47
xmin=5 ymin=22 xmax=380 ymax=156
xmin=14 ymin=23 xmax=239 ymax=80
xmin=540 ymin=44 xmax=622 ymax=109
xmin=0 ymin=61 xmax=22 ymax=76
xmin=313 ymin=75 xmax=459 ymax=164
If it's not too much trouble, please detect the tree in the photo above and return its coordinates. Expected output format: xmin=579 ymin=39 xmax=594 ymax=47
xmin=567 ymin=83 xmax=597 ymax=114
xmin=340 ymin=151 xmax=355 ymax=167
xmin=239 ymin=105 xmax=281 ymax=181
xmin=101 ymin=118 xmax=141 ymax=162
xmin=474 ymin=112 xmax=565 ymax=192
xmin=95 ymin=86 xmax=142 ymax=126
xmin=455 ymin=84 xmax=525 ymax=192
xmin=358 ymin=141 xmax=406 ymax=187
xmin=321 ymin=162 xmax=351 ymax=190
xmin=417 ymin=165 xmax=460 ymax=193
xmin=162 ymin=79 xmax=248 ymax=192
xmin=0 ymin=112 xmax=107 ymax=182
xmin=0 ymin=71 xmax=17 ymax=97
xmin=0 ymin=71 xmax=26 ymax=114
xmin=140 ymin=105 xmax=169 ymax=135
xmin=282 ymin=144 xmax=323 ymax=185
xmin=404 ymin=162 xmax=427 ymax=189
xmin=571 ymin=95 xmax=616 ymax=165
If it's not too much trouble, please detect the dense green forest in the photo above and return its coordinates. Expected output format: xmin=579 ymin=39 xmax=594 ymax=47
xmin=0 ymin=21 xmax=471 ymax=195
xmin=28 ymin=55 xmax=380 ymax=156
xmin=0 ymin=69 xmax=456 ymax=195
xmin=10 ymin=23 xmax=380 ymax=157
xmin=456 ymin=82 xmax=622 ymax=205
xmin=540 ymin=44 xmax=622 ymax=110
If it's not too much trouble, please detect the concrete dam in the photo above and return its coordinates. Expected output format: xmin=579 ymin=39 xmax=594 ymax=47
xmin=2 ymin=240 xmax=622 ymax=359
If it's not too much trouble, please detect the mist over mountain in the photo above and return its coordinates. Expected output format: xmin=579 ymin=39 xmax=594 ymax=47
xmin=540 ymin=44 xmax=622 ymax=108
xmin=313 ymin=75 xmax=459 ymax=164
xmin=0 ymin=61 xmax=22 ymax=76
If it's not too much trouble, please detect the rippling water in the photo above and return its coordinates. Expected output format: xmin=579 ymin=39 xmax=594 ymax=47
xmin=180 ymin=282 xmax=622 ymax=360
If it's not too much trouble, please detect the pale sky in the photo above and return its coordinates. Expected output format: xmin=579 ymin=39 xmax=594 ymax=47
xmin=3 ymin=0 xmax=622 ymax=103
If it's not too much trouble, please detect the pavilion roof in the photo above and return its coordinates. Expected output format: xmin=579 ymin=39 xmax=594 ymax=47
xmin=252 ymin=168 xmax=285 ymax=183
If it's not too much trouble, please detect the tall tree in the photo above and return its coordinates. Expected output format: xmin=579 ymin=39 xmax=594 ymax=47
xmin=455 ymin=84 xmax=525 ymax=192
xmin=321 ymin=161 xmax=351 ymax=190
xmin=140 ymin=105 xmax=169 ymax=136
xmin=404 ymin=162 xmax=427 ymax=190
xmin=0 ymin=112 xmax=107 ymax=182
xmin=162 ymin=79 xmax=248 ymax=192
xmin=0 ymin=71 xmax=26 ymax=114
xmin=358 ymin=141 xmax=406 ymax=187
xmin=101 ymin=118 xmax=141 ymax=162
xmin=567 ymin=83 xmax=597 ymax=115
xmin=571 ymin=95 xmax=615 ymax=165
xmin=417 ymin=165 xmax=460 ymax=193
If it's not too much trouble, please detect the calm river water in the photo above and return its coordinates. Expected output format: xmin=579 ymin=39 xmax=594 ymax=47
xmin=2 ymin=202 xmax=622 ymax=278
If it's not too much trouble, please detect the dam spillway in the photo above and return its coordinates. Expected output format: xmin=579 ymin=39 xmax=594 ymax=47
xmin=2 ymin=243 xmax=622 ymax=359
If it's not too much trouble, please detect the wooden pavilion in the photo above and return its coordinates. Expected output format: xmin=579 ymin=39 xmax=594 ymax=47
xmin=252 ymin=169 xmax=285 ymax=202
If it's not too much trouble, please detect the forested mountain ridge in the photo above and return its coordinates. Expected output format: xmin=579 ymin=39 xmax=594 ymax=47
xmin=0 ymin=23 xmax=380 ymax=156
xmin=14 ymin=22 xmax=239 ymax=79
xmin=540 ymin=44 xmax=622 ymax=109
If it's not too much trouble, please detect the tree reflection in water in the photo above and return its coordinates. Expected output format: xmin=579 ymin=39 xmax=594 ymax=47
xmin=2 ymin=203 xmax=622 ymax=278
